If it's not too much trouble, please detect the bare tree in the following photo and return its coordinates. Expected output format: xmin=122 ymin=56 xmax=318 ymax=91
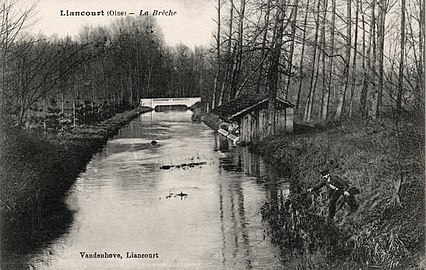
xmin=334 ymin=0 xmax=352 ymax=120
xmin=295 ymin=0 xmax=312 ymax=111
xmin=229 ymin=0 xmax=246 ymax=99
xmin=360 ymin=0 xmax=370 ymax=118
xmin=256 ymin=0 xmax=273 ymax=93
xmin=303 ymin=0 xmax=322 ymax=122
xmin=267 ymin=0 xmax=286 ymax=135
xmin=0 ymin=0 xmax=36 ymax=123
xmin=284 ymin=0 xmax=300 ymax=98
xmin=396 ymin=0 xmax=405 ymax=118
xmin=323 ymin=0 xmax=337 ymax=120
xmin=348 ymin=0 xmax=360 ymax=116
xmin=212 ymin=0 xmax=223 ymax=109
xmin=319 ymin=0 xmax=329 ymax=120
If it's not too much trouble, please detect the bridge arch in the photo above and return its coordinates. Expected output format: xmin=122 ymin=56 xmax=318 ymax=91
xmin=140 ymin=97 xmax=201 ymax=110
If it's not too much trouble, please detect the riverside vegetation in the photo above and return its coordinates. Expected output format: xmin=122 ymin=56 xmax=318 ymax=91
xmin=0 ymin=106 xmax=150 ymax=267
xmin=251 ymin=113 xmax=424 ymax=269
xmin=203 ymin=110 xmax=423 ymax=269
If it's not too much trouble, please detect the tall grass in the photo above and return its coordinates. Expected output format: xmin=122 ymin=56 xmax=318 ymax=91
xmin=253 ymin=114 xmax=424 ymax=269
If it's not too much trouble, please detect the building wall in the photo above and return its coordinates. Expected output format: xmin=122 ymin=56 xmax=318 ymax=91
xmin=239 ymin=107 xmax=294 ymax=143
xmin=285 ymin=107 xmax=294 ymax=133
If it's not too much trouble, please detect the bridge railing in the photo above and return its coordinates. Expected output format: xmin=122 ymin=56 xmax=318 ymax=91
xmin=140 ymin=98 xmax=201 ymax=109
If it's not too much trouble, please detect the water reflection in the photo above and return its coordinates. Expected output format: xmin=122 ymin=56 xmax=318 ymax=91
xmin=214 ymin=133 xmax=290 ymax=269
xmin=1 ymin=201 xmax=74 ymax=270
xmin=260 ymin=180 xmax=351 ymax=267
xmin=26 ymin=111 xmax=288 ymax=269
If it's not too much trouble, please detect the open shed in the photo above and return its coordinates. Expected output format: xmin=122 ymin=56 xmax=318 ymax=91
xmin=211 ymin=95 xmax=294 ymax=143
xmin=189 ymin=101 xmax=203 ymax=122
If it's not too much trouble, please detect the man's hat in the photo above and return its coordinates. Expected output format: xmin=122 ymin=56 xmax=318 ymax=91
xmin=320 ymin=169 xmax=329 ymax=176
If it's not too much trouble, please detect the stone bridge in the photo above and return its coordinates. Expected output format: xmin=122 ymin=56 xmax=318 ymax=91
xmin=140 ymin=97 xmax=201 ymax=110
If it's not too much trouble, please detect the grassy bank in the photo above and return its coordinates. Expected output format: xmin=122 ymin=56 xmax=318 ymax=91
xmin=201 ymin=113 xmax=222 ymax=130
xmin=251 ymin=116 xmax=424 ymax=269
xmin=0 ymin=107 xmax=151 ymax=266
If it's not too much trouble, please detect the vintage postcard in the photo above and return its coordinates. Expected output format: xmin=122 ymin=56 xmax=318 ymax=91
xmin=1 ymin=0 xmax=424 ymax=269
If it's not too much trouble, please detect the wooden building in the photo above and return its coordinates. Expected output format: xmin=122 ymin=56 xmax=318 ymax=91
xmin=189 ymin=101 xmax=203 ymax=122
xmin=212 ymin=95 xmax=294 ymax=143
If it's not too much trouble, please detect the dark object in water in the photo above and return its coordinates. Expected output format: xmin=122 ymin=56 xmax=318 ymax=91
xmin=151 ymin=140 xmax=158 ymax=145
xmin=160 ymin=162 xmax=206 ymax=170
xmin=175 ymin=191 xmax=188 ymax=200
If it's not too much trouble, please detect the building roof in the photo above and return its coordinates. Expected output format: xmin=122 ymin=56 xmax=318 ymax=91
xmin=211 ymin=94 xmax=294 ymax=121
xmin=189 ymin=101 xmax=202 ymax=109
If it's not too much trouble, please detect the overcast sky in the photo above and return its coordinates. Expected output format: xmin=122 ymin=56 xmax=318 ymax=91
xmin=19 ymin=0 xmax=216 ymax=47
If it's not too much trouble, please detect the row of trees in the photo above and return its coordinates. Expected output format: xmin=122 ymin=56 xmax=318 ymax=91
xmin=1 ymin=0 xmax=424 ymax=131
xmin=1 ymin=1 xmax=213 ymax=130
xmin=204 ymin=0 xmax=424 ymax=261
xmin=207 ymin=0 xmax=424 ymax=130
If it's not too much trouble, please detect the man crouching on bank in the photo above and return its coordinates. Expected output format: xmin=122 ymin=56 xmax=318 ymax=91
xmin=307 ymin=169 xmax=359 ymax=220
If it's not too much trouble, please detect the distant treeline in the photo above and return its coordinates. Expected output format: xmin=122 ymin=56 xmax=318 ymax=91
xmin=0 ymin=2 xmax=214 ymax=130
xmin=0 ymin=0 xmax=424 ymax=131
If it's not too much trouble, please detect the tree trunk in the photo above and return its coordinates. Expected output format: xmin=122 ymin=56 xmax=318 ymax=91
xmin=212 ymin=0 xmax=222 ymax=109
xmin=218 ymin=0 xmax=234 ymax=105
xmin=43 ymin=91 xmax=47 ymax=132
xmin=73 ymin=85 xmax=76 ymax=127
xmin=61 ymin=90 xmax=65 ymax=131
xmin=256 ymin=0 xmax=272 ymax=93
xmin=129 ymin=74 xmax=133 ymax=105
xmin=267 ymin=0 xmax=286 ymax=135
xmin=120 ymin=66 xmax=125 ymax=103
xmin=375 ymin=0 xmax=386 ymax=119
xmin=230 ymin=0 xmax=245 ymax=99
xmin=396 ymin=0 xmax=405 ymax=118
xmin=360 ymin=3 xmax=369 ymax=118
xmin=284 ymin=0 xmax=300 ymax=99
xmin=323 ymin=0 xmax=336 ymax=120
xmin=334 ymin=0 xmax=351 ymax=120
xmin=420 ymin=0 xmax=425 ymax=96
xmin=303 ymin=0 xmax=322 ymax=122
xmin=369 ymin=0 xmax=378 ymax=118
xmin=319 ymin=0 xmax=328 ymax=119
xmin=349 ymin=0 xmax=360 ymax=116
xmin=370 ymin=0 xmax=387 ymax=120
xmin=295 ymin=0 xmax=312 ymax=111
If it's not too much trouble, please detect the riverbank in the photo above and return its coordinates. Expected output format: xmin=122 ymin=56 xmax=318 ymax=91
xmin=251 ymin=116 xmax=424 ymax=269
xmin=201 ymin=113 xmax=222 ymax=130
xmin=0 ymin=107 xmax=151 ymax=266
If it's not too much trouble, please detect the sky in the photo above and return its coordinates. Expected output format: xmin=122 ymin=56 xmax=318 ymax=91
xmin=19 ymin=0 xmax=217 ymax=48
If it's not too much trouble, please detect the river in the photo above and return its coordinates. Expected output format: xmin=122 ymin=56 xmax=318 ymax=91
xmin=28 ymin=110 xmax=290 ymax=269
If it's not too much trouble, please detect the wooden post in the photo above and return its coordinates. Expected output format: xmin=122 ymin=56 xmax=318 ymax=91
xmin=247 ymin=114 xmax=252 ymax=142
xmin=285 ymin=107 xmax=294 ymax=133
xmin=258 ymin=110 xmax=263 ymax=139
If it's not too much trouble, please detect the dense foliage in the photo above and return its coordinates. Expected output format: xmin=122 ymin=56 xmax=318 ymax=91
xmin=1 ymin=3 xmax=213 ymax=130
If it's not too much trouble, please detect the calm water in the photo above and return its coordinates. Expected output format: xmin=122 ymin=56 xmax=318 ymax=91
xmin=29 ymin=111 xmax=289 ymax=269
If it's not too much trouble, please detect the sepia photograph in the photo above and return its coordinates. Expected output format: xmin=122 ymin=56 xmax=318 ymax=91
xmin=0 ymin=0 xmax=424 ymax=269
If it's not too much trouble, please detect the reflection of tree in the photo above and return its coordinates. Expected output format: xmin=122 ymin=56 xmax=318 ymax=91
xmin=217 ymin=172 xmax=253 ymax=268
xmin=224 ymin=146 xmax=290 ymax=181
xmin=261 ymin=192 xmax=352 ymax=263
xmin=234 ymin=179 xmax=253 ymax=267
xmin=218 ymin=180 xmax=226 ymax=267
xmin=217 ymin=144 xmax=280 ymax=267
xmin=1 ymin=200 xmax=74 ymax=268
